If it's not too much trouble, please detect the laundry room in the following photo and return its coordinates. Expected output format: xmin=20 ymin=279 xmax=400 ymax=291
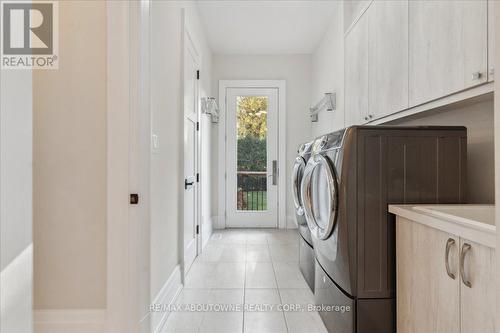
xmin=0 ymin=1 xmax=498 ymax=333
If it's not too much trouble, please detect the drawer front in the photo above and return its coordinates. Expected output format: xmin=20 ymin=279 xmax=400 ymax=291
xmin=314 ymin=261 xmax=355 ymax=333
xmin=299 ymin=235 xmax=315 ymax=291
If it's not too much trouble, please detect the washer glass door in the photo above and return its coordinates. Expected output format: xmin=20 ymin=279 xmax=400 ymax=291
xmin=292 ymin=156 xmax=306 ymax=218
xmin=302 ymin=154 xmax=338 ymax=240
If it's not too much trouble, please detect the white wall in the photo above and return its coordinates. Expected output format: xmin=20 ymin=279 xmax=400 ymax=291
xmin=389 ymin=99 xmax=495 ymax=204
xmin=212 ymin=54 xmax=312 ymax=227
xmin=0 ymin=70 xmax=33 ymax=333
xmin=200 ymin=69 xmax=214 ymax=247
xmin=149 ymin=0 xmax=213 ymax=315
xmin=150 ymin=0 xmax=182 ymax=306
xmin=33 ymin=0 xmax=107 ymax=310
xmin=310 ymin=1 xmax=345 ymax=137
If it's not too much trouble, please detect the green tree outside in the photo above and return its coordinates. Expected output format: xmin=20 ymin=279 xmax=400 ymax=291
xmin=237 ymin=96 xmax=268 ymax=172
xmin=236 ymin=96 xmax=268 ymax=210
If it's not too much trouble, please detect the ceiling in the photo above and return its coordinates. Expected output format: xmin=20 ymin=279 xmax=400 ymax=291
xmin=196 ymin=1 xmax=338 ymax=54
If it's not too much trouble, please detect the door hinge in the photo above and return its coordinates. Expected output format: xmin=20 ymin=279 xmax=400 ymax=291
xmin=196 ymin=122 xmax=200 ymax=131
xmin=196 ymin=70 xmax=200 ymax=80
xmin=130 ymin=193 xmax=139 ymax=205
xmin=196 ymin=225 xmax=200 ymax=234
xmin=196 ymin=173 xmax=200 ymax=182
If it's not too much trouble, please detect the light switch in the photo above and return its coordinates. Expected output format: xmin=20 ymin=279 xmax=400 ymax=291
xmin=152 ymin=134 xmax=159 ymax=153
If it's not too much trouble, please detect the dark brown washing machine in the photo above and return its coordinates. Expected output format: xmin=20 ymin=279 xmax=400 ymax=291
xmin=292 ymin=141 xmax=315 ymax=291
xmin=301 ymin=126 xmax=467 ymax=333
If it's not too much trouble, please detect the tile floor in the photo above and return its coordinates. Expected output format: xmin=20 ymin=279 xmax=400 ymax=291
xmin=161 ymin=229 xmax=327 ymax=333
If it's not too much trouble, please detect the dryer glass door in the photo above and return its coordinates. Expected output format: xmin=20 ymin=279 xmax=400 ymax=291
xmin=292 ymin=156 xmax=306 ymax=218
xmin=302 ymin=154 xmax=338 ymax=240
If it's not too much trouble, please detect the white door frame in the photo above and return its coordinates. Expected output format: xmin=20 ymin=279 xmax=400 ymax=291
xmin=218 ymin=80 xmax=287 ymax=229
xmin=107 ymin=1 xmax=151 ymax=332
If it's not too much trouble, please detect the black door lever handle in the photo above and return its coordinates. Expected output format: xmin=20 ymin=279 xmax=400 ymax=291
xmin=185 ymin=179 xmax=195 ymax=189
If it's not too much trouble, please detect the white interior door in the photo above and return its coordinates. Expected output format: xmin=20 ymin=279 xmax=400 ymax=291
xmin=183 ymin=34 xmax=199 ymax=274
xmin=225 ymin=88 xmax=278 ymax=228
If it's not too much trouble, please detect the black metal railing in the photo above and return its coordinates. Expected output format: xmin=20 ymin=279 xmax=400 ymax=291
xmin=237 ymin=171 xmax=267 ymax=211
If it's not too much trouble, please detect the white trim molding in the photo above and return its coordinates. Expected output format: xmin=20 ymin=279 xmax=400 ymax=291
xmin=34 ymin=309 xmax=107 ymax=333
xmin=106 ymin=2 xmax=132 ymax=332
xmin=151 ymin=265 xmax=183 ymax=333
xmin=218 ymin=80 xmax=287 ymax=229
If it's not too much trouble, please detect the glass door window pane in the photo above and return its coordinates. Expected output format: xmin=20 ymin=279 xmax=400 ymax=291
xmin=236 ymin=96 xmax=268 ymax=211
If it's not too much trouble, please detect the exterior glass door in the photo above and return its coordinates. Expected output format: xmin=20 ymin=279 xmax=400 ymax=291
xmin=225 ymin=88 xmax=278 ymax=227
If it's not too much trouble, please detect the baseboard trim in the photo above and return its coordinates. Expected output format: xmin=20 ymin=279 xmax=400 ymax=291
xmin=34 ymin=309 xmax=107 ymax=333
xmin=213 ymin=215 xmax=225 ymax=229
xmin=151 ymin=264 xmax=183 ymax=333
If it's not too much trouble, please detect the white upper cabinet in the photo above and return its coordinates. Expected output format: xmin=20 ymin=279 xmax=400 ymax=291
xmin=488 ymin=0 xmax=495 ymax=82
xmin=368 ymin=0 xmax=409 ymax=120
xmin=409 ymin=0 xmax=488 ymax=107
xmin=344 ymin=0 xmax=372 ymax=33
xmin=345 ymin=11 xmax=369 ymax=126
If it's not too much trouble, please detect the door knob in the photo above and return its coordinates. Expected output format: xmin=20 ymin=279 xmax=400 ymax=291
xmin=472 ymin=71 xmax=483 ymax=80
xmin=184 ymin=179 xmax=194 ymax=189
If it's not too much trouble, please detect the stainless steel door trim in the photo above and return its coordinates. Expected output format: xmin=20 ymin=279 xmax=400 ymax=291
xmin=292 ymin=156 xmax=306 ymax=217
xmin=301 ymin=153 xmax=339 ymax=240
xmin=301 ymin=161 xmax=315 ymax=232
xmin=445 ymin=238 xmax=456 ymax=280
xmin=460 ymin=243 xmax=472 ymax=288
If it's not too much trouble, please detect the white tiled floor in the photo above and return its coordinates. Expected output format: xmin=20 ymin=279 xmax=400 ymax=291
xmin=161 ymin=229 xmax=327 ymax=333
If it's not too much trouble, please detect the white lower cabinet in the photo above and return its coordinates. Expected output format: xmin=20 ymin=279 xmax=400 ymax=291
xmin=397 ymin=219 xmax=460 ymax=333
xmin=460 ymin=238 xmax=496 ymax=333
xmin=397 ymin=218 xmax=495 ymax=333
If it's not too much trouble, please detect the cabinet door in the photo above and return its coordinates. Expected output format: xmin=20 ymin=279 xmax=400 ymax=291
xmin=488 ymin=0 xmax=495 ymax=82
xmin=343 ymin=0 xmax=372 ymax=33
xmin=409 ymin=0 xmax=488 ymax=107
xmin=368 ymin=0 xmax=409 ymax=120
xmin=459 ymin=239 xmax=495 ymax=333
xmin=396 ymin=218 xmax=460 ymax=333
xmin=345 ymin=12 xmax=369 ymax=126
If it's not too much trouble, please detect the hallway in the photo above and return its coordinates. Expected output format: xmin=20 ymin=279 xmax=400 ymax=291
xmin=161 ymin=229 xmax=327 ymax=333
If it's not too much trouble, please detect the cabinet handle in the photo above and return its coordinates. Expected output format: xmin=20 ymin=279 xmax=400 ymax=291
xmin=368 ymin=114 xmax=373 ymax=119
xmin=460 ymin=243 xmax=472 ymax=288
xmin=472 ymin=71 xmax=483 ymax=80
xmin=445 ymin=238 xmax=456 ymax=280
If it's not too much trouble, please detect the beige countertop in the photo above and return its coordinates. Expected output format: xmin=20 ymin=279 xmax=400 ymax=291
xmin=389 ymin=204 xmax=496 ymax=248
